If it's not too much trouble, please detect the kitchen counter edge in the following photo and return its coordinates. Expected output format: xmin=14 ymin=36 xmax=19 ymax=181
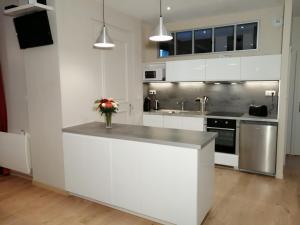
xmin=62 ymin=122 xmax=218 ymax=150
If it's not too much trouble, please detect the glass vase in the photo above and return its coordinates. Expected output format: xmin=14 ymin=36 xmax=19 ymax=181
xmin=104 ymin=113 xmax=112 ymax=128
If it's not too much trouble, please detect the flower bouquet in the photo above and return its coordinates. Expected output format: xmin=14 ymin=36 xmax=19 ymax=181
xmin=95 ymin=98 xmax=119 ymax=128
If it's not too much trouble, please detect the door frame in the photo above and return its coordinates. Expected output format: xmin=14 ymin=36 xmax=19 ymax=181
xmin=290 ymin=50 xmax=300 ymax=155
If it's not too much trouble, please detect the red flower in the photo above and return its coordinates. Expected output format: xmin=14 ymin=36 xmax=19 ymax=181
xmin=106 ymin=102 xmax=113 ymax=108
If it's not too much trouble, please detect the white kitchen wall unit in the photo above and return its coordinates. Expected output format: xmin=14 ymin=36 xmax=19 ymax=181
xmin=166 ymin=59 xmax=206 ymax=82
xmin=3 ymin=3 xmax=54 ymax=17
xmin=143 ymin=115 xmax=164 ymax=127
xmin=143 ymin=114 xmax=205 ymax=131
xmin=206 ymin=57 xmax=241 ymax=81
xmin=240 ymin=55 xmax=281 ymax=80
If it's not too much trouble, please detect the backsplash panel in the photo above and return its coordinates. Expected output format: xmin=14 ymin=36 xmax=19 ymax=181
xmin=143 ymin=81 xmax=279 ymax=114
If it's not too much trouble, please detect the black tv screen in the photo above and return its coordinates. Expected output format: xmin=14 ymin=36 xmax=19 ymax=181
xmin=14 ymin=11 xmax=53 ymax=49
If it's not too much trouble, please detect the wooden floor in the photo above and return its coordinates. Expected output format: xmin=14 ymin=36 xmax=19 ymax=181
xmin=0 ymin=155 xmax=299 ymax=225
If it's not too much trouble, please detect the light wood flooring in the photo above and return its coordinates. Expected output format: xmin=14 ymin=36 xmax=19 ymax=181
xmin=0 ymin=155 xmax=299 ymax=225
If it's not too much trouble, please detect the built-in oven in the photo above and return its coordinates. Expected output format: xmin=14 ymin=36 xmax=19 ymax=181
xmin=207 ymin=118 xmax=238 ymax=155
xmin=143 ymin=63 xmax=166 ymax=81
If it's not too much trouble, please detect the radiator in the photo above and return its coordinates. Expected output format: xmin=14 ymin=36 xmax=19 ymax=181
xmin=0 ymin=132 xmax=31 ymax=175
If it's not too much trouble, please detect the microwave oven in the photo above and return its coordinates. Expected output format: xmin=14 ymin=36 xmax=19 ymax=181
xmin=143 ymin=63 xmax=166 ymax=81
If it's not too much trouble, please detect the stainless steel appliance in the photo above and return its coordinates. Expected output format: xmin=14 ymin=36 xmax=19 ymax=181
xmin=207 ymin=118 xmax=239 ymax=155
xmin=239 ymin=121 xmax=278 ymax=175
xmin=143 ymin=63 xmax=166 ymax=81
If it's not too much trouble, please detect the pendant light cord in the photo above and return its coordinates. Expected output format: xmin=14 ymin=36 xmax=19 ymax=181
xmin=103 ymin=0 xmax=105 ymax=26
xmin=160 ymin=0 xmax=162 ymax=17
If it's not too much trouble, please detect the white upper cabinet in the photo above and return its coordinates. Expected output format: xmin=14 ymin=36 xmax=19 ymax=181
xmin=241 ymin=55 xmax=281 ymax=81
xmin=206 ymin=57 xmax=241 ymax=81
xmin=166 ymin=59 xmax=206 ymax=82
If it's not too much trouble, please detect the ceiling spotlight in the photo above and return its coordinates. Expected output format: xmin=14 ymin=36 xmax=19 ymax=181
xmin=167 ymin=6 xmax=171 ymax=11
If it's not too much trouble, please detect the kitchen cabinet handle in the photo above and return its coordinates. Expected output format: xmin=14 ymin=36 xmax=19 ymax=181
xmin=207 ymin=127 xmax=235 ymax=131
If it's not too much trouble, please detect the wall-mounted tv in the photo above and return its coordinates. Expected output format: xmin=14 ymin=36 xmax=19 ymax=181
xmin=13 ymin=11 xmax=53 ymax=49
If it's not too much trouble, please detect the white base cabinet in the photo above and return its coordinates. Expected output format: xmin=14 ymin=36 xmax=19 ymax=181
xmin=143 ymin=114 xmax=205 ymax=131
xmin=63 ymin=133 xmax=215 ymax=225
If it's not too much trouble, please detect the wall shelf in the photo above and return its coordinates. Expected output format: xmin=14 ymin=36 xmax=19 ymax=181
xmin=4 ymin=3 xmax=54 ymax=17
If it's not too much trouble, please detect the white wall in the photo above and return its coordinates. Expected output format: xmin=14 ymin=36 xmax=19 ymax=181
xmin=55 ymin=0 xmax=142 ymax=128
xmin=276 ymin=0 xmax=293 ymax=178
xmin=0 ymin=0 xmax=65 ymax=189
xmin=292 ymin=17 xmax=300 ymax=50
xmin=143 ymin=5 xmax=284 ymax=62
xmin=286 ymin=16 xmax=300 ymax=155
xmin=0 ymin=0 xmax=142 ymax=189
xmin=0 ymin=0 xmax=29 ymax=134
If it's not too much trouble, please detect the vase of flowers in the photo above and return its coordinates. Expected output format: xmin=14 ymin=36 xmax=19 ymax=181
xmin=95 ymin=98 xmax=119 ymax=128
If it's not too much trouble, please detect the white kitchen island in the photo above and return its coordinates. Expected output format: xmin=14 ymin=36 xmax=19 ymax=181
xmin=63 ymin=122 xmax=217 ymax=225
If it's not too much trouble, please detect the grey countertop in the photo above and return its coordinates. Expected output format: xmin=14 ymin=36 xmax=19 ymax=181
xmin=144 ymin=110 xmax=278 ymax=123
xmin=63 ymin=122 xmax=217 ymax=149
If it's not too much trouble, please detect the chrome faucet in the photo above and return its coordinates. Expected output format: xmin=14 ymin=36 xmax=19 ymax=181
xmin=177 ymin=101 xmax=185 ymax=111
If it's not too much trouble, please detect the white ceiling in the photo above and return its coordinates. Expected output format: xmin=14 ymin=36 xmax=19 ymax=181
xmin=106 ymin=0 xmax=284 ymax=23
xmin=294 ymin=0 xmax=300 ymax=17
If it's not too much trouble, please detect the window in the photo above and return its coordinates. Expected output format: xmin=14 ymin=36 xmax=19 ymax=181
xmin=157 ymin=21 xmax=258 ymax=58
xmin=214 ymin=26 xmax=234 ymax=52
xmin=158 ymin=33 xmax=175 ymax=58
xmin=176 ymin=31 xmax=193 ymax=55
xmin=236 ymin=22 xmax=258 ymax=50
xmin=194 ymin=28 xmax=212 ymax=53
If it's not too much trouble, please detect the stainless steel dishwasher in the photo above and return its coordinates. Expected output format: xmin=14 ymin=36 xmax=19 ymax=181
xmin=239 ymin=121 xmax=278 ymax=176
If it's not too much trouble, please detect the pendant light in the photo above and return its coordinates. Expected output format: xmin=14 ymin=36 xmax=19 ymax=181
xmin=94 ymin=0 xmax=115 ymax=48
xmin=149 ymin=0 xmax=173 ymax=42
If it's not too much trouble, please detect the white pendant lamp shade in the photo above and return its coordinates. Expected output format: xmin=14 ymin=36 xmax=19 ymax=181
xmin=94 ymin=25 xmax=115 ymax=48
xmin=149 ymin=17 xmax=173 ymax=42
xmin=94 ymin=0 xmax=115 ymax=48
xmin=149 ymin=0 xmax=173 ymax=42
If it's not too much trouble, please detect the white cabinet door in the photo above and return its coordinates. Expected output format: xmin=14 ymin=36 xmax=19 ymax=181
xmin=181 ymin=117 xmax=205 ymax=131
xmin=206 ymin=57 xmax=241 ymax=81
xmin=166 ymin=59 xmax=206 ymax=81
xmin=241 ymin=55 xmax=281 ymax=80
xmin=63 ymin=134 xmax=111 ymax=204
xmin=143 ymin=115 xmax=163 ymax=127
xmin=163 ymin=116 xmax=182 ymax=129
xmin=110 ymin=140 xmax=142 ymax=213
xmin=139 ymin=144 xmax=199 ymax=225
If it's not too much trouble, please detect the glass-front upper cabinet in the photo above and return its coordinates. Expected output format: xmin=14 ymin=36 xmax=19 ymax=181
xmin=176 ymin=31 xmax=193 ymax=55
xmin=194 ymin=28 xmax=212 ymax=53
xmin=214 ymin=26 xmax=234 ymax=52
xmin=236 ymin=22 xmax=258 ymax=50
xmin=158 ymin=33 xmax=175 ymax=58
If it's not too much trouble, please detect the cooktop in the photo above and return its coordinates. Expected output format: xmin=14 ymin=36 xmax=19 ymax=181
xmin=207 ymin=112 xmax=244 ymax=117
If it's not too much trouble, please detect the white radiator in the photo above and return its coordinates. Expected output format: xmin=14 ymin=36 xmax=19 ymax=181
xmin=0 ymin=132 xmax=31 ymax=175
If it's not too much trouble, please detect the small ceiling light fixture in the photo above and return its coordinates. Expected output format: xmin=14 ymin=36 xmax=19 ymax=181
xmin=149 ymin=0 xmax=173 ymax=42
xmin=167 ymin=6 xmax=171 ymax=11
xmin=94 ymin=0 xmax=115 ymax=49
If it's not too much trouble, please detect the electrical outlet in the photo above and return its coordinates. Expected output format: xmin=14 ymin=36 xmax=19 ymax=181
xmin=265 ymin=90 xmax=276 ymax=96
xmin=149 ymin=90 xmax=156 ymax=95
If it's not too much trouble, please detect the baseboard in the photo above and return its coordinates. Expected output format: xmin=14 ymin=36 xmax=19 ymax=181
xmin=32 ymin=180 xmax=69 ymax=196
xmin=10 ymin=170 xmax=33 ymax=181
